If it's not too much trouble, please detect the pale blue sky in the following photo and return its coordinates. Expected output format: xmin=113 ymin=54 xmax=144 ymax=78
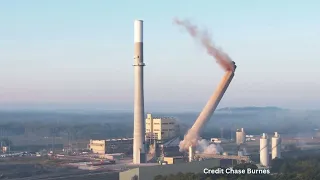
xmin=0 ymin=0 xmax=319 ymax=110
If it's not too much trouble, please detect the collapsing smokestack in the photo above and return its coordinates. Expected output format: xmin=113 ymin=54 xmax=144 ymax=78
xmin=174 ymin=18 xmax=237 ymax=152
xmin=133 ymin=20 xmax=146 ymax=164
xmin=180 ymin=66 xmax=236 ymax=151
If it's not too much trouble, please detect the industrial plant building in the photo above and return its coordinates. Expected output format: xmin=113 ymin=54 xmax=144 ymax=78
xmin=88 ymin=113 xmax=180 ymax=156
xmin=145 ymin=113 xmax=180 ymax=141
xmin=89 ymin=138 xmax=133 ymax=154
xmin=119 ymin=159 xmax=220 ymax=180
xmin=159 ymin=137 xmax=183 ymax=157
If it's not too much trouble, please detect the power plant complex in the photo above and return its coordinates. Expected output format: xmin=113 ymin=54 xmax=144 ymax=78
xmin=90 ymin=20 xmax=286 ymax=179
xmin=121 ymin=19 xmax=256 ymax=179
xmin=122 ymin=19 xmax=282 ymax=179
xmin=2 ymin=16 xmax=320 ymax=180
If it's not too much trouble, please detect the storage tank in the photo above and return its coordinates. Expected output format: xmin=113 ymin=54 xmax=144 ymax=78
xmin=271 ymin=132 xmax=281 ymax=159
xmin=236 ymin=128 xmax=246 ymax=145
xmin=242 ymin=129 xmax=246 ymax=143
xmin=260 ymin=133 xmax=269 ymax=167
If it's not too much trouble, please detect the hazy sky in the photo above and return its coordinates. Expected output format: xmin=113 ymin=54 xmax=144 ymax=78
xmin=0 ymin=0 xmax=319 ymax=110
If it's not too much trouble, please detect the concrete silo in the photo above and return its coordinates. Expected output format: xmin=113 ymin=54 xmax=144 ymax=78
xmin=236 ymin=128 xmax=246 ymax=145
xmin=271 ymin=132 xmax=281 ymax=159
xmin=260 ymin=133 xmax=269 ymax=167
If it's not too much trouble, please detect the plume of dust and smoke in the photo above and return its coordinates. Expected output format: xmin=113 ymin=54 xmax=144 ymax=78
xmin=196 ymin=139 xmax=223 ymax=154
xmin=178 ymin=131 xmax=224 ymax=154
xmin=179 ymin=129 xmax=200 ymax=151
xmin=173 ymin=18 xmax=234 ymax=72
xmin=174 ymin=17 xmax=234 ymax=152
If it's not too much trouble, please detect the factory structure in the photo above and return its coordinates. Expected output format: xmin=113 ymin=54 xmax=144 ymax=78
xmin=3 ymin=19 xmax=319 ymax=180
xmin=119 ymin=20 xmax=250 ymax=179
xmin=145 ymin=113 xmax=180 ymax=141
xmin=187 ymin=62 xmax=236 ymax=143
xmin=182 ymin=57 xmax=236 ymax=165
xmin=133 ymin=20 xmax=146 ymax=164
xmin=84 ymin=20 xmax=298 ymax=180
xmin=89 ymin=113 xmax=179 ymax=155
xmin=236 ymin=128 xmax=246 ymax=145
xmin=93 ymin=20 xmax=278 ymax=179
xmin=89 ymin=138 xmax=133 ymax=155
xmin=259 ymin=132 xmax=282 ymax=167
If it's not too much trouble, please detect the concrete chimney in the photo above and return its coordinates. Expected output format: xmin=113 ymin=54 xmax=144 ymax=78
xmin=188 ymin=146 xmax=194 ymax=162
xmin=190 ymin=67 xmax=236 ymax=136
xmin=133 ymin=20 xmax=146 ymax=164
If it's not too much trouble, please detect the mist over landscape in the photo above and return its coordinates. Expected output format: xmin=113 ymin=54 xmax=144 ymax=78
xmin=1 ymin=106 xmax=319 ymax=142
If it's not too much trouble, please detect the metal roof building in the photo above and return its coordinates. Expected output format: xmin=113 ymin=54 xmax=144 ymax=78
xmin=119 ymin=159 xmax=220 ymax=180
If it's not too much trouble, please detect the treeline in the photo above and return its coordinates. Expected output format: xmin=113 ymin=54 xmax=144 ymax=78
xmin=154 ymin=154 xmax=320 ymax=180
xmin=271 ymin=156 xmax=320 ymax=180
xmin=0 ymin=121 xmax=315 ymax=143
xmin=154 ymin=163 xmax=272 ymax=180
xmin=0 ymin=122 xmax=133 ymax=140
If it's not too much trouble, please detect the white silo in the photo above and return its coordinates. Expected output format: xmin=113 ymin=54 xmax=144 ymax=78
xmin=236 ymin=128 xmax=246 ymax=145
xmin=272 ymin=132 xmax=281 ymax=159
xmin=260 ymin=133 xmax=269 ymax=167
xmin=236 ymin=129 xmax=241 ymax=145
xmin=241 ymin=128 xmax=246 ymax=143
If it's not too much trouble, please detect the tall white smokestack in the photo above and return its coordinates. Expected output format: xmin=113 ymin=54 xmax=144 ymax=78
xmin=133 ymin=20 xmax=146 ymax=164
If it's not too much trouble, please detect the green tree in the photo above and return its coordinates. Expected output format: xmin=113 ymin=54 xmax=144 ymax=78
xmin=217 ymin=177 xmax=227 ymax=180
xmin=279 ymin=162 xmax=290 ymax=173
xmin=270 ymin=158 xmax=284 ymax=173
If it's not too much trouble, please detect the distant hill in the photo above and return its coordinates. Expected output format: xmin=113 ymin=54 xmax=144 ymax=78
xmin=217 ymin=106 xmax=286 ymax=112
